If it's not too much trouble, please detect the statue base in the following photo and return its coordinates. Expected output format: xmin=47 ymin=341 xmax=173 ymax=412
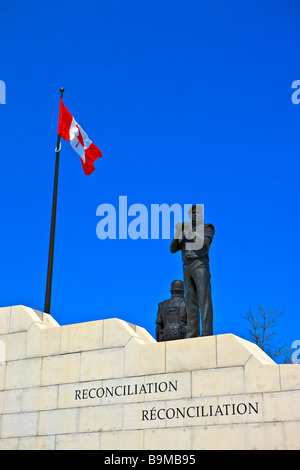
xmin=0 ymin=306 xmax=299 ymax=450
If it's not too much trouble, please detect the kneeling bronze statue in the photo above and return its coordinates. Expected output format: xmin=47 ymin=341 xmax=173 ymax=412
xmin=155 ymin=280 xmax=187 ymax=342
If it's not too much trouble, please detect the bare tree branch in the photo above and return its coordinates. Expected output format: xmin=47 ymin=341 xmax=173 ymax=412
xmin=242 ymin=306 xmax=289 ymax=362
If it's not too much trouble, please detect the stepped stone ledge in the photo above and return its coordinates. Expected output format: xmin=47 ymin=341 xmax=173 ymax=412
xmin=0 ymin=305 xmax=299 ymax=450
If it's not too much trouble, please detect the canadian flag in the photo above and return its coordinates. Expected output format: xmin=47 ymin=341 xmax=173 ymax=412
xmin=58 ymin=100 xmax=102 ymax=175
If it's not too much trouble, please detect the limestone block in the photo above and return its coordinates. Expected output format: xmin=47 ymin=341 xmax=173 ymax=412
xmin=78 ymin=404 xmax=123 ymax=433
xmin=166 ymin=336 xmax=216 ymax=373
xmin=5 ymin=357 xmax=42 ymax=389
xmin=217 ymin=335 xmax=275 ymax=369
xmin=283 ymin=421 xmax=300 ymax=450
xmin=101 ymin=430 xmax=144 ymax=450
xmin=39 ymin=313 xmax=59 ymax=328
xmin=246 ymin=422 xmax=284 ymax=450
xmin=191 ymin=424 xmax=246 ymax=450
xmin=263 ymin=390 xmax=300 ymax=422
xmin=0 ymin=389 xmax=23 ymax=414
xmin=139 ymin=342 xmax=166 ymax=375
xmin=19 ymin=436 xmax=55 ymax=450
xmin=42 ymin=353 xmax=80 ymax=386
xmin=216 ymin=334 xmax=253 ymax=368
xmin=123 ymin=337 xmax=145 ymax=377
xmin=235 ymin=336 xmax=275 ymax=364
xmin=39 ymin=409 xmax=78 ymax=435
xmin=0 ymin=307 xmax=11 ymax=334
xmin=80 ymin=348 xmax=124 ymax=381
xmin=279 ymin=364 xmax=300 ymax=391
xmin=9 ymin=306 xmax=44 ymax=333
xmin=0 ymin=338 xmax=6 ymax=365
xmin=55 ymin=432 xmax=100 ymax=450
xmin=25 ymin=322 xmax=47 ymax=358
xmin=1 ymin=411 xmax=38 ymax=438
xmin=192 ymin=366 xmax=244 ymax=398
xmin=165 ymin=397 xmax=219 ymax=427
xmin=123 ymin=400 xmax=167 ymax=430
xmin=0 ymin=438 xmax=19 ymax=450
xmin=124 ymin=337 xmax=166 ymax=377
xmin=41 ymin=325 xmax=61 ymax=357
xmin=61 ymin=320 xmax=103 ymax=354
xmin=133 ymin=325 xmax=156 ymax=344
xmin=214 ymin=393 xmax=262 ymax=425
xmin=22 ymin=386 xmax=58 ymax=412
xmin=0 ymin=363 xmax=5 ymax=390
xmin=143 ymin=371 xmax=191 ymax=402
xmin=58 ymin=381 xmax=104 ymax=409
xmin=244 ymin=355 xmax=280 ymax=393
xmin=103 ymin=318 xmax=139 ymax=348
xmin=26 ymin=321 xmax=61 ymax=358
xmin=144 ymin=427 xmax=192 ymax=450
xmin=2 ymin=331 xmax=27 ymax=361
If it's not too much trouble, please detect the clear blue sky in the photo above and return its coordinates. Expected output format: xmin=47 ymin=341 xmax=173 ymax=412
xmin=1 ymin=0 xmax=300 ymax=361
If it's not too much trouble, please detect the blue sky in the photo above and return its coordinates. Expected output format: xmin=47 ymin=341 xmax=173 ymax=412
xmin=1 ymin=0 xmax=300 ymax=361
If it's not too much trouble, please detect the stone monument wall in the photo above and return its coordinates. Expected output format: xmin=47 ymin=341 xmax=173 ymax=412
xmin=0 ymin=306 xmax=299 ymax=450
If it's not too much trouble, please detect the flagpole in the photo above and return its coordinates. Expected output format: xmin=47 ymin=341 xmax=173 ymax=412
xmin=44 ymin=87 xmax=64 ymax=314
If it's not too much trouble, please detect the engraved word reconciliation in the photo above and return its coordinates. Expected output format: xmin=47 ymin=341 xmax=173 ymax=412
xmin=75 ymin=380 xmax=178 ymax=400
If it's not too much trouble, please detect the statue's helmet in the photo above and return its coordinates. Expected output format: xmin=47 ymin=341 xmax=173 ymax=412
xmin=188 ymin=204 xmax=203 ymax=219
xmin=171 ymin=280 xmax=184 ymax=294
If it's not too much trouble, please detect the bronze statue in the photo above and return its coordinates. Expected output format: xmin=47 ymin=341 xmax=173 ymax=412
xmin=155 ymin=280 xmax=187 ymax=342
xmin=170 ymin=205 xmax=215 ymax=337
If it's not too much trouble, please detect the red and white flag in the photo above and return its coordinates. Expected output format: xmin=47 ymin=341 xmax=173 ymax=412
xmin=58 ymin=100 xmax=102 ymax=175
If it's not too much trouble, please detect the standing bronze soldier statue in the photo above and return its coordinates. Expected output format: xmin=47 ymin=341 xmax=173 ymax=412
xmin=170 ymin=205 xmax=215 ymax=338
xmin=155 ymin=280 xmax=187 ymax=342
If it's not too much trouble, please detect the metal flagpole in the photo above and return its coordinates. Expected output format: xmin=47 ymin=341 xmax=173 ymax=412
xmin=44 ymin=87 xmax=64 ymax=314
